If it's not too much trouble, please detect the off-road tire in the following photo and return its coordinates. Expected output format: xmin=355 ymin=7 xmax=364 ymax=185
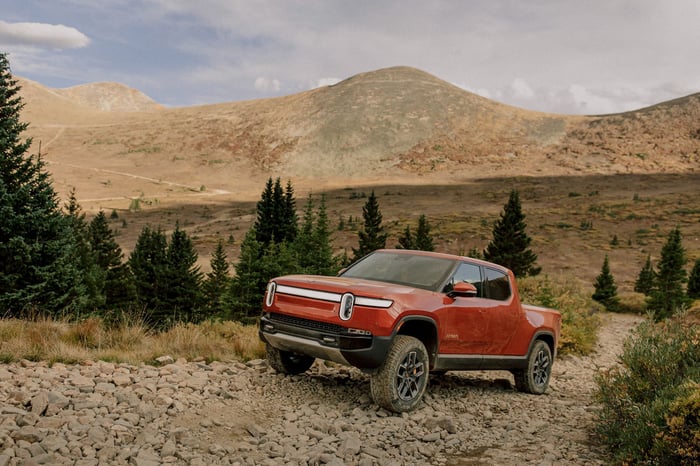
xmin=513 ymin=339 xmax=552 ymax=394
xmin=266 ymin=344 xmax=315 ymax=375
xmin=370 ymin=335 xmax=429 ymax=412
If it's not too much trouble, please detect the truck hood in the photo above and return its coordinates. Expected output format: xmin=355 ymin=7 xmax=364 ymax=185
xmin=273 ymin=274 xmax=428 ymax=302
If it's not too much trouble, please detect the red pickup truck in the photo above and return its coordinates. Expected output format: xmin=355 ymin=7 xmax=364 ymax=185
xmin=259 ymin=249 xmax=561 ymax=412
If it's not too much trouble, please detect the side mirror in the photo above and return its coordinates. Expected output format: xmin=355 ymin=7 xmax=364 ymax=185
xmin=448 ymin=281 xmax=478 ymax=298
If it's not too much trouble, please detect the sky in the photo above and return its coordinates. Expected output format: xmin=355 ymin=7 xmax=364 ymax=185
xmin=1 ymin=0 xmax=699 ymax=115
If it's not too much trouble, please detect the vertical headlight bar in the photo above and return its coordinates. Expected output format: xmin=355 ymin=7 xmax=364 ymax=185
xmin=265 ymin=281 xmax=277 ymax=307
xmin=339 ymin=293 xmax=355 ymax=321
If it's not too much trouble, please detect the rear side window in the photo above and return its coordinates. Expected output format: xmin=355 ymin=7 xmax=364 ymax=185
xmin=484 ymin=268 xmax=511 ymax=301
xmin=443 ymin=262 xmax=484 ymax=296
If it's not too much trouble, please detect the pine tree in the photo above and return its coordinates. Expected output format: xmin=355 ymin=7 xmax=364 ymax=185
xmin=128 ymin=226 xmax=168 ymax=314
xmin=65 ymin=189 xmax=105 ymax=310
xmin=483 ymin=189 xmax=540 ymax=278
xmin=163 ymin=222 xmax=203 ymax=323
xmin=647 ymin=227 xmax=690 ymax=320
xmin=634 ymin=255 xmax=655 ymax=296
xmin=414 ymin=215 xmax=435 ymax=252
xmin=352 ymin=191 xmax=387 ymax=261
xmin=686 ymin=258 xmax=700 ymax=300
xmin=203 ymin=239 xmax=231 ymax=318
xmin=310 ymin=195 xmax=337 ymax=275
xmin=396 ymin=226 xmax=414 ymax=249
xmin=254 ymin=177 xmax=297 ymax=246
xmin=0 ymin=52 xmax=85 ymax=316
xmin=592 ymin=255 xmax=619 ymax=311
xmin=88 ymin=211 xmax=135 ymax=311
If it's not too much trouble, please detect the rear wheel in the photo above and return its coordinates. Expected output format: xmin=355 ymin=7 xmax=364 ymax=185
xmin=266 ymin=344 xmax=315 ymax=374
xmin=513 ymin=340 xmax=552 ymax=394
xmin=370 ymin=335 xmax=429 ymax=412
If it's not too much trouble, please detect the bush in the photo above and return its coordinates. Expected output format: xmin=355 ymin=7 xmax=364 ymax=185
xmin=519 ymin=276 xmax=602 ymax=355
xmin=595 ymin=315 xmax=700 ymax=464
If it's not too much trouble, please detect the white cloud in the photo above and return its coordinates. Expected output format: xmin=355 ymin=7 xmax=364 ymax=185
xmin=315 ymin=77 xmax=341 ymax=88
xmin=254 ymin=76 xmax=281 ymax=93
xmin=0 ymin=21 xmax=90 ymax=49
xmin=510 ymin=78 xmax=535 ymax=100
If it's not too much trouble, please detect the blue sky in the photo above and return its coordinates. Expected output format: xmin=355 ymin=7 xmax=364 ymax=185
xmin=1 ymin=0 xmax=699 ymax=114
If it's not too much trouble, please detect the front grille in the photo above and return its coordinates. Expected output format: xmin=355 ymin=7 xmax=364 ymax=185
xmin=269 ymin=312 xmax=344 ymax=335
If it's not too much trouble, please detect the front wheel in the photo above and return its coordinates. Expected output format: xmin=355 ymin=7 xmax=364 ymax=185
xmin=266 ymin=344 xmax=315 ymax=374
xmin=370 ymin=335 xmax=429 ymax=412
xmin=513 ymin=340 xmax=552 ymax=394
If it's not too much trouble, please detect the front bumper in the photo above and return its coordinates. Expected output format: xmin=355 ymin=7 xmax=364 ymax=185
xmin=259 ymin=312 xmax=392 ymax=369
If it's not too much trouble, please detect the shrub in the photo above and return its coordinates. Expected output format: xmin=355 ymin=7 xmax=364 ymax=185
xmin=519 ymin=275 xmax=601 ymax=355
xmin=595 ymin=315 xmax=700 ymax=464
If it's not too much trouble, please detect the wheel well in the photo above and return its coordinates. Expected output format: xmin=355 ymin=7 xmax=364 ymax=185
xmin=396 ymin=318 xmax=438 ymax=369
xmin=535 ymin=333 xmax=555 ymax=357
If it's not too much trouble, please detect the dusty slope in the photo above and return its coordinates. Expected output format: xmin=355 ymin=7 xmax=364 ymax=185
xmin=16 ymin=66 xmax=699 ymax=208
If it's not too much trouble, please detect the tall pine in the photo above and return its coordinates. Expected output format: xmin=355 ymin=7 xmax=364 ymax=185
xmin=352 ymin=191 xmax=387 ymax=261
xmin=0 ymin=52 xmax=85 ymax=316
xmin=163 ymin=222 xmax=203 ymax=322
xmin=203 ymin=239 xmax=231 ymax=319
xmin=647 ymin=227 xmax=690 ymax=320
xmin=634 ymin=254 xmax=655 ymax=296
xmin=128 ymin=225 xmax=168 ymax=315
xmin=688 ymin=258 xmax=700 ymax=300
xmin=483 ymin=189 xmax=540 ymax=277
xmin=592 ymin=255 xmax=619 ymax=311
xmin=414 ymin=214 xmax=435 ymax=252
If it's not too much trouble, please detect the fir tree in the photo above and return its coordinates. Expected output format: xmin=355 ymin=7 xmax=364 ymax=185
xmin=163 ymin=222 xmax=203 ymax=323
xmin=203 ymin=239 xmax=231 ymax=318
xmin=647 ymin=227 xmax=690 ymax=320
xmin=128 ymin=226 xmax=168 ymax=314
xmin=0 ymin=52 xmax=85 ymax=316
xmin=352 ymin=191 xmax=387 ymax=261
xmin=592 ymin=255 xmax=619 ymax=311
xmin=688 ymin=258 xmax=700 ymax=300
xmin=634 ymin=255 xmax=655 ymax=296
xmin=483 ymin=189 xmax=540 ymax=278
xmin=414 ymin=214 xmax=435 ymax=252
xmin=310 ymin=195 xmax=337 ymax=275
xmin=254 ymin=177 xmax=297 ymax=246
xmin=396 ymin=226 xmax=414 ymax=249
xmin=88 ymin=211 xmax=135 ymax=311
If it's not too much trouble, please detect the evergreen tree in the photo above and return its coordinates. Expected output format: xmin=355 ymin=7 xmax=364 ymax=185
xmin=352 ymin=191 xmax=387 ymax=261
xmin=88 ymin=211 xmax=135 ymax=311
xmin=203 ymin=239 xmax=231 ymax=318
xmin=483 ymin=189 xmax=540 ymax=278
xmin=0 ymin=52 xmax=85 ymax=316
xmin=647 ymin=227 xmax=690 ymax=320
xmin=128 ymin=226 xmax=168 ymax=314
xmin=414 ymin=214 xmax=435 ymax=252
xmin=254 ymin=178 xmax=297 ymax=246
xmin=396 ymin=225 xmax=414 ymax=249
xmin=634 ymin=254 xmax=655 ymax=296
xmin=592 ymin=255 xmax=619 ymax=311
xmin=688 ymin=258 xmax=700 ymax=300
xmin=163 ymin=222 xmax=203 ymax=323
xmin=65 ymin=189 xmax=105 ymax=311
xmin=309 ymin=195 xmax=337 ymax=275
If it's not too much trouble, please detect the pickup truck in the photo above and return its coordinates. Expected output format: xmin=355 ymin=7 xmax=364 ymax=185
xmin=259 ymin=249 xmax=561 ymax=412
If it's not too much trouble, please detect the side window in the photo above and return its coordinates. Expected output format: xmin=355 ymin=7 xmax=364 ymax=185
xmin=484 ymin=268 xmax=511 ymax=301
xmin=444 ymin=262 xmax=483 ymax=297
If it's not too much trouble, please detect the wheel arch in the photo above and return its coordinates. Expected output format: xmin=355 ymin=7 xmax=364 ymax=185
xmin=530 ymin=330 xmax=556 ymax=359
xmin=394 ymin=316 xmax=439 ymax=370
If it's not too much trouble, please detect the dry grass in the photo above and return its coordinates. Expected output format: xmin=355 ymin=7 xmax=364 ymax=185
xmin=0 ymin=316 xmax=265 ymax=365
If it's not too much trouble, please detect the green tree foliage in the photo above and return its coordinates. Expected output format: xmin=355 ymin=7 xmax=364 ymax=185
xmin=254 ymin=177 xmax=297 ymax=246
xmin=294 ymin=195 xmax=338 ymax=275
xmin=128 ymin=226 xmax=168 ymax=314
xmin=688 ymin=259 xmax=700 ymax=300
xmin=163 ymin=223 xmax=203 ymax=322
xmin=414 ymin=214 xmax=435 ymax=252
xmin=634 ymin=254 xmax=655 ymax=296
xmin=88 ymin=210 xmax=135 ymax=311
xmin=396 ymin=225 xmax=414 ymax=249
xmin=592 ymin=255 xmax=619 ymax=311
xmin=203 ymin=239 xmax=231 ymax=318
xmin=647 ymin=227 xmax=690 ymax=320
xmin=64 ymin=189 xmax=105 ymax=311
xmin=483 ymin=189 xmax=540 ymax=278
xmin=352 ymin=190 xmax=387 ymax=261
xmin=0 ymin=52 xmax=85 ymax=316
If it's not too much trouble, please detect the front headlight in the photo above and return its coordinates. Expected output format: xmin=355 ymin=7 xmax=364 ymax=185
xmin=339 ymin=293 xmax=355 ymax=321
xmin=265 ymin=281 xmax=277 ymax=307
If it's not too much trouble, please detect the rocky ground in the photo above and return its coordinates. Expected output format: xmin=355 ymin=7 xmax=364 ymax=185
xmin=0 ymin=313 xmax=643 ymax=466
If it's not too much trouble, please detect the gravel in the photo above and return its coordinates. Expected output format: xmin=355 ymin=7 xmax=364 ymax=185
xmin=0 ymin=313 xmax=642 ymax=465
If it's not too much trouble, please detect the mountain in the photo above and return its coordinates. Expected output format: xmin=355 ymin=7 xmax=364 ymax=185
xmin=16 ymin=66 xmax=700 ymax=203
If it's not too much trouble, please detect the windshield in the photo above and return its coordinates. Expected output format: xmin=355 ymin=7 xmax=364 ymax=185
xmin=340 ymin=251 xmax=457 ymax=291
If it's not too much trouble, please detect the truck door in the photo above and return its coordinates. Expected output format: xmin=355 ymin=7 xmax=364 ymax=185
xmin=480 ymin=267 xmax=521 ymax=354
xmin=441 ymin=262 xmax=489 ymax=354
